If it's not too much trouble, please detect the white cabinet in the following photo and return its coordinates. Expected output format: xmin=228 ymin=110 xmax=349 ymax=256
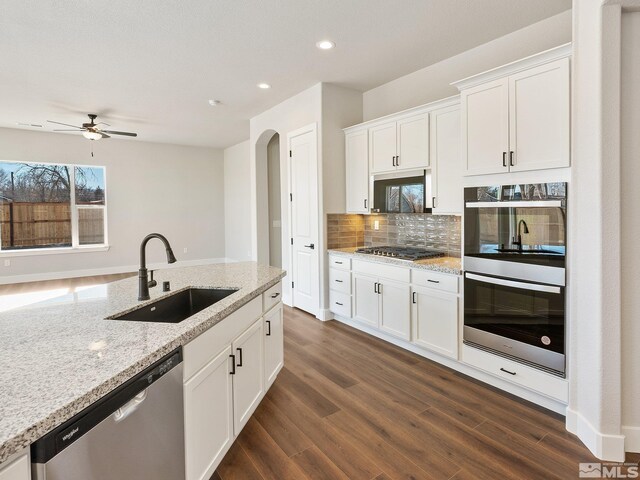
xmin=460 ymin=78 xmax=509 ymax=176
xmin=411 ymin=286 xmax=459 ymax=359
xmin=430 ymin=104 xmax=463 ymax=214
xmin=231 ymin=319 xmax=264 ymax=434
xmin=379 ymin=279 xmax=411 ymax=341
xmin=184 ymin=346 xmax=234 ymax=480
xmin=352 ymin=272 xmax=410 ymax=340
xmin=508 ymin=59 xmax=570 ymax=172
xmin=369 ymin=122 xmax=397 ymax=174
xmin=345 ymin=129 xmax=370 ymax=213
xmin=456 ymin=48 xmax=571 ymax=176
xmin=264 ymin=303 xmax=284 ymax=387
xmin=0 ymin=451 xmax=29 ymax=480
xmin=352 ymin=273 xmax=379 ymax=328
xmin=182 ymin=283 xmax=282 ymax=480
xmin=369 ymin=114 xmax=429 ymax=175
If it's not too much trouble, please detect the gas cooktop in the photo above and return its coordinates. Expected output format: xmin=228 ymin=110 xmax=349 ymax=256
xmin=355 ymin=246 xmax=445 ymax=261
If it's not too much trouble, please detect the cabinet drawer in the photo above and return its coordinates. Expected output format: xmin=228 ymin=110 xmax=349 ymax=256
xmin=462 ymin=345 xmax=568 ymax=402
xmin=329 ymin=254 xmax=351 ymax=270
xmin=353 ymin=259 xmax=410 ymax=283
xmin=184 ymin=296 xmax=262 ymax=381
xmin=411 ymin=269 xmax=459 ymax=293
xmin=329 ymin=268 xmax=351 ymax=294
xmin=329 ymin=291 xmax=352 ymax=318
xmin=263 ymin=282 xmax=282 ymax=313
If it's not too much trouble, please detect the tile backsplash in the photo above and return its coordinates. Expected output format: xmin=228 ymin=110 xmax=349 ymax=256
xmin=327 ymin=213 xmax=461 ymax=257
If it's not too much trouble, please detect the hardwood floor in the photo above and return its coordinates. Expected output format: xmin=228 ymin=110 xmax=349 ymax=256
xmin=215 ymin=305 xmax=640 ymax=480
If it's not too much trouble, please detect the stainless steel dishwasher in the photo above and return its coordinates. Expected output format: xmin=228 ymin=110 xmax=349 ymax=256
xmin=32 ymin=348 xmax=185 ymax=480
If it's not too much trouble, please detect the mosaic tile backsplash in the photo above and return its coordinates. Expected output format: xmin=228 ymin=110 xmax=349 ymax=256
xmin=327 ymin=213 xmax=461 ymax=257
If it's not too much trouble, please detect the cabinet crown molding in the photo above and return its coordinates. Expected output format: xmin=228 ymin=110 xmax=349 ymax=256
xmin=451 ymin=43 xmax=572 ymax=91
xmin=343 ymin=95 xmax=460 ymax=133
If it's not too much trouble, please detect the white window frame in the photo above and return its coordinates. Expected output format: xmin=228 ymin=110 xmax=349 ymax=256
xmin=0 ymin=160 xmax=109 ymax=257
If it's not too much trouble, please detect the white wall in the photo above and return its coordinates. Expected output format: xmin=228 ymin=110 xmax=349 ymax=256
xmin=0 ymin=127 xmax=225 ymax=282
xmin=621 ymin=10 xmax=640 ymax=452
xmin=223 ymin=140 xmax=252 ymax=262
xmin=362 ymin=10 xmax=572 ymax=120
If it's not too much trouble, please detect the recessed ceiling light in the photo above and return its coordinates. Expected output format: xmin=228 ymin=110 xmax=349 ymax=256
xmin=257 ymin=83 xmax=271 ymax=89
xmin=316 ymin=40 xmax=335 ymax=50
xmin=208 ymin=99 xmax=221 ymax=106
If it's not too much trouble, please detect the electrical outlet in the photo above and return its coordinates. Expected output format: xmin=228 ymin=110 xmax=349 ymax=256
xmin=3 ymin=260 xmax=10 ymax=267
xmin=183 ymin=247 xmax=188 ymax=254
xmin=374 ymin=220 xmax=380 ymax=230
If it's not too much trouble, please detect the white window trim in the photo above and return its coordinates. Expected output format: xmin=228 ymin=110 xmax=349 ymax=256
xmin=0 ymin=160 xmax=109 ymax=255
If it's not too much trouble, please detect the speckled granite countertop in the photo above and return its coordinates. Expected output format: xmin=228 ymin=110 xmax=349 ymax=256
xmin=329 ymin=248 xmax=462 ymax=275
xmin=0 ymin=262 xmax=285 ymax=464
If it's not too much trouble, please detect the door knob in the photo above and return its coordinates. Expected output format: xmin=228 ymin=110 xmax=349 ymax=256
xmin=304 ymin=243 xmax=315 ymax=249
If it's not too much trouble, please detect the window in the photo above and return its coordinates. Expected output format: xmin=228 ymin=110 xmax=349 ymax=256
xmin=0 ymin=161 xmax=107 ymax=252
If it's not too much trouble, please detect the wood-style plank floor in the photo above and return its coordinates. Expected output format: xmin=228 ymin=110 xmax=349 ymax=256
xmin=215 ymin=305 xmax=640 ymax=480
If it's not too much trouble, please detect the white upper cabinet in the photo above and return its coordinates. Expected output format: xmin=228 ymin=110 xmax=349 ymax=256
xmin=345 ymin=129 xmax=370 ymax=213
xmin=430 ymin=104 xmax=463 ymax=214
xmin=508 ymin=58 xmax=570 ymax=172
xmin=453 ymin=44 xmax=571 ymax=176
xmin=396 ymin=113 xmax=429 ymax=171
xmin=460 ymin=79 xmax=510 ymax=176
xmin=369 ymin=122 xmax=398 ymax=174
xmin=368 ymin=113 xmax=429 ymax=175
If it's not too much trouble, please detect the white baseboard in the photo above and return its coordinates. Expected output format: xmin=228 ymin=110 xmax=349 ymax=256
xmin=566 ymin=407 xmax=626 ymax=461
xmin=0 ymin=257 xmax=230 ymax=285
xmin=623 ymin=425 xmax=640 ymax=453
xmin=332 ymin=314 xmax=567 ymax=415
xmin=316 ymin=308 xmax=334 ymax=321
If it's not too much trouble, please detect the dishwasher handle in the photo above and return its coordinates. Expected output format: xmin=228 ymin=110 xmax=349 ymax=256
xmin=112 ymin=389 xmax=148 ymax=423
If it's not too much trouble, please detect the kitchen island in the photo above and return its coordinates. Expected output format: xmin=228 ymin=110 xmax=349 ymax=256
xmin=0 ymin=262 xmax=285 ymax=468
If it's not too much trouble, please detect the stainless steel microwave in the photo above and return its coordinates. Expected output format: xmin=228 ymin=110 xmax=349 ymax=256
xmin=372 ymin=172 xmax=429 ymax=213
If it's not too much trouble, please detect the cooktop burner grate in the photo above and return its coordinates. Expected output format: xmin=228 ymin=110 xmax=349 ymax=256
xmin=355 ymin=246 xmax=445 ymax=261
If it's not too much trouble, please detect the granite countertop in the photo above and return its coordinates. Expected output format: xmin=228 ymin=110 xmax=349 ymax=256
xmin=0 ymin=262 xmax=285 ymax=464
xmin=329 ymin=247 xmax=462 ymax=275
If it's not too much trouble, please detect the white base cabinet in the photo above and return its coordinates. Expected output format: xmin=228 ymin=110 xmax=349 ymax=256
xmin=183 ymin=284 xmax=283 ymax=480
xmin=0 ymin=451 xmax=29 ymax=480
xmin=411 ymin=285 xmax=459 ymax=359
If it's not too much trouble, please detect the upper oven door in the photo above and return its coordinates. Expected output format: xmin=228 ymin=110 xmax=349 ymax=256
xmin=464 ymin=183 xmax=567 ymax=270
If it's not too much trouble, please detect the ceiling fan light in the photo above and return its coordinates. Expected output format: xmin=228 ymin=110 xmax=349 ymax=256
xmin=82 ymin=131 xmax=102 ymax=141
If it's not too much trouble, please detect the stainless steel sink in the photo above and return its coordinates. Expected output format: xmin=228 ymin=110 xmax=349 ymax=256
xmin=108 ymin=288 xmax=238 ymax=323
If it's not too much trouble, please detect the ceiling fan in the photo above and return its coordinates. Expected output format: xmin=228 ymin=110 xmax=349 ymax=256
xmin=47 ymin=114 xmax=137 ymax=140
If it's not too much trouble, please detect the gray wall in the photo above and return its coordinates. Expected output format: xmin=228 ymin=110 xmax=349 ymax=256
xmin=0 ymin=127 xmax=225 ymax=281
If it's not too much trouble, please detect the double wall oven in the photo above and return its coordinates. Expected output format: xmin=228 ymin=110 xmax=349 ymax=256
xmin=463 ymin=183 xmax=567 ymax=376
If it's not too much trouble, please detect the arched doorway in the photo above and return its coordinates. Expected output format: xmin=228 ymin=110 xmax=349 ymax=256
xmin=254 ymin=129 xmax=282 ymax=267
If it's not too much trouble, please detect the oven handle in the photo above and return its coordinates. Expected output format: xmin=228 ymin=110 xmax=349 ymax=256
xmin=465 ymin=272 xmax=561 ymax=294
xmin=465 ymin=200 xmax=562 ymax=208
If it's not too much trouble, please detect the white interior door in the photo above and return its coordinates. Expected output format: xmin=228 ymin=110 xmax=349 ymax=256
xmin=289 ymin=126 xmax=319 ymax=316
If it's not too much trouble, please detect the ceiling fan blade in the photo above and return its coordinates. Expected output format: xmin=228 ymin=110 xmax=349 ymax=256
xmin=100 ymin=132 xmax=111 ymax=139
xmin=53 ymin=129 xmax=85 ymax=132
xmin=101 ymin=130 xmax=137 ymax=137
xmin=47 ymin=120 xmax=83 ymax=129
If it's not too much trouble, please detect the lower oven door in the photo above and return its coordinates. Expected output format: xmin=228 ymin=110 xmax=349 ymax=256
xmin=463 ymin=272 xmax=565 ymax=376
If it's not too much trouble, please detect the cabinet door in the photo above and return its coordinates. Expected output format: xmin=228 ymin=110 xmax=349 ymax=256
xmin=264 ymin=304 xmax=284 ymax=388
xmin=430 ymin=104 xmax=462 ymax=214
xmin=232 ymin=319 xmax=264 ymax=434
xmin=508 ymin=58 xmax=570 ymax=172
xmin=369 ymin=122 xmax=397 ymax=174
xmin=461 ymin=78 xmax=509 ymax=176
xmin=353 ymin=273 xmax=379 ymax=328
xmin=396 ymin=113 xmax=429 ymax=171
xmin=184 ymin=346 xmax=234 ymax=480
xmin=0 ymin=453 xmax=29 ymax=480
xmin=346 ymin=130 xmax=370 ymax=213
xmin=412 ymin=287 xmax=459 ymax=359
xmin=379 ymin=279 xmax=411 ymax=340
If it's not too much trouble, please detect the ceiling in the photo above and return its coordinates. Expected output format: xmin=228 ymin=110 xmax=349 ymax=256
xmin=0 ymin=0 xmax=571 ymax=148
